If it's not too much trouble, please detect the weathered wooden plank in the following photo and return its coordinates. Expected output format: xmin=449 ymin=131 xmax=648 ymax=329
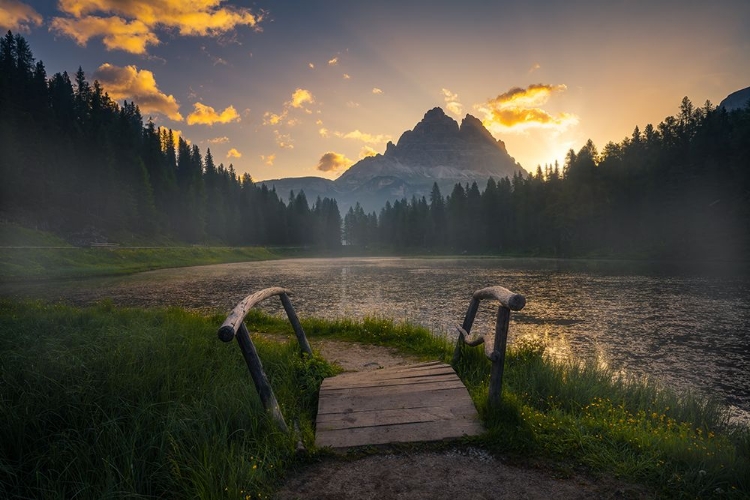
xmin=317 ymin=385 xmax=472 ymax=415
xmin=322 ymin=372 xmax=459 ymax=390
xmin=315 ymin=362 xmax=483 ymax=448
xmin=316 ymin=417 xmax=483 ymax=448
xmin=319 ymin=379 xmax=465 ymax=399
xmin=316 ymin=404 xmax=478 ymax=430
xmin=322 ymin=365 xmax=455 ymax=387
xmin=330 ymin=361 xmax=448 ymax=378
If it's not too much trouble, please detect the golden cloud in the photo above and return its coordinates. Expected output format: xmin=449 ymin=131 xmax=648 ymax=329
xmin=274 ymin=130 xmax=293 ymax=149
xmin=328 ymin=56 xmax=338 ymax=65
xmin=335 ymin=129 xmax=391 ymax=144
xmin=289 ymin=88 xmax=314 ymax=109
xmin=263 ymin=110 xmax=286 ymax=126
xmin=50 ymin=0 xmax=264 ymax=54
xmin=319 ymin=128 xmax=329 ymax=138
xmin=186 ymin=102 xmax=240 ymax=126
xmin=226 ymin=148 xmax=241 ymax=159
xmin=477 ymin=83 xmax=578 ymax=132
xmin=93 ymin=63 xmax=183 ymax=120
xmin=372 ymin=87 xmax=383 ymax=95
xmin=343 ymin=73 xmax=350 ymax=80
xmin=0 ymin=0 xmax=43 ymax=32
xmin=359 ymin=146 xmax=378 ymax=158
xmin=51 ymin=16 xmax=157 ymax=54
xmin=308 ymin=62 xmax=315 ymax=69
xmin=261 ymin=153 xmax=275 ymax=166
xmin=316 ymin=151 xmax=352 ymax=173
xmin=442 ymin=88 xmax=463 ymax=117
xmin=208 ymin=136 xmax=229 ymax=144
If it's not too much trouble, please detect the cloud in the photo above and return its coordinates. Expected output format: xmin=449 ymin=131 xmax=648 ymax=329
xmin=50 ymin=0 xmax=265 ymax=54
xmin=372 ymin=87 xmax=383 ymax=95
xmin=328 ymin=56 xmax=338 ymax=65
xmin=319 ymin=128 xmax=329 ymax=138
xmin=263 ymin=110 xmax=286 ymax=125
xmin=208 ymin=136 xmax=229 ymax=144
xmin=50 ymin=16 xmax=157 ymax=54
xmin=289 ymin=88 xmax=314 ymax=108
xmin=308 ymin=62 xmax=314 ymax=69
xmin=359 ymin=146 xmax=378 ymax=158
xmin=441 ymin=88 xmax=463 ymax=117
xmin=93 ymin=63 xmax=183 ymax=120
xmin=263 ymin=88 xmax=315 ymax=127
xmin=226 ymin=148 xmax=241 ymax=158
xmin=316 ymin=151 xmax=352 ymax=173
xmin=343 ymin=73 xmax=350 ymax=80
xmin=186 ymin=102 xmax=240 ymax=125
xmin=0 ymin=0 xmax=43 ymax=32
xmin=260 ymin=153 xmax=275 ymax=166
xmin=335 ymin=129 xmax=391 ymax=144
xmin=476 ymin=83 xmax=578 ymax=132
xmin=274 ymin=130 xmax=293 ymax=149
xmin=346 ymin=101 xmax=360 ymax=108
xmin=529 ymin=63 xmax=541 ymax=74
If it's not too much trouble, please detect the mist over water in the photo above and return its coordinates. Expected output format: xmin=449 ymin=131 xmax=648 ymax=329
xmin=4 ymin=257 xmax=748 ymax=421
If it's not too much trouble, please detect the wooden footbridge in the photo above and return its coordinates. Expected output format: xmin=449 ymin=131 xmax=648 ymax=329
xmin=218 ymin=286 xmax=525 ymax=449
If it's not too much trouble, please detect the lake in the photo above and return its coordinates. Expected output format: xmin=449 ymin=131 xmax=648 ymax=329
xmin=4 ymin=257 xmax=749 ymax=422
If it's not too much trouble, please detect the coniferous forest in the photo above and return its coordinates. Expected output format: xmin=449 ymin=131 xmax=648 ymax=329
xmin=0 ymin=32 xmax=342 ymax=249
xmin=2 ymin=31 xmax=749 ymax=259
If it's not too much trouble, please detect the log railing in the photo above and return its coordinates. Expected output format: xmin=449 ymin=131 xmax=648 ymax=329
xmin=451 ymin=286 xmax=526 ymax=407
xmin=218 ymin=287 xmax=312 ymax=433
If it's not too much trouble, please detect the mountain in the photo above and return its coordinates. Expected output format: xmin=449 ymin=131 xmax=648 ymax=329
xmin=261 ymin=107 xmax=525 ymax=212
xmin=719 ymin=86 xmax=750 ymax=112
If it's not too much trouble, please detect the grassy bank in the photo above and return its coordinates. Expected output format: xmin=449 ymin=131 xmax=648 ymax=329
xmin=0 ymin=301 xmax=335 ymax=499
xmin=0 ymin=246 xmax=279 ymax=281
xmin=1 ymin=303 xmax=748 ymax=498
xmin=247 ymin=311 xmax=750 ymax=498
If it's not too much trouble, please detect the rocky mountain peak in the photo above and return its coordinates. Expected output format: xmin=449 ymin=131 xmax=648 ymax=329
xmin=720 ymin=86 xmax=750 ymax=112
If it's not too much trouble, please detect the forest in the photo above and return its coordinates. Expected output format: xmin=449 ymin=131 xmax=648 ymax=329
xmin=2 ymin=31 xmax=749 ymax=259
xmin=344 ymin=99 xmax=750 ymax=259
xmin=0 ymin=32 xmax=342 ymax=249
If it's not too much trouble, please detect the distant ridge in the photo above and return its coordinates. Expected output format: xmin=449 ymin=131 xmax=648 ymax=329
xmin=719 ymin=86 xmax=750 ymax=112
xmin=262 ymin=107 xmax=525 ymax=212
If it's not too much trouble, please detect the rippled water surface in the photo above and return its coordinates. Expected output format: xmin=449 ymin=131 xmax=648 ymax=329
xmin=4 ymin=257 xmax=749 ymax=419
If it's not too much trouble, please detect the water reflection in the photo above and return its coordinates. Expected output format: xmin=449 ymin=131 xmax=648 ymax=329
xmin=3 ymin=257 xmax=748 ymax=421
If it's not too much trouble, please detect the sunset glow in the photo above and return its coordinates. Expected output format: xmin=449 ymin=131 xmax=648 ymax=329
xmin=7 ymin=0 xmax=749 ymax=180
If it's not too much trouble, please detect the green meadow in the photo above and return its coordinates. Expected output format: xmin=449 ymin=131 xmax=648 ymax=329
xmin=1 ymin=302 xmax=748 ymax=498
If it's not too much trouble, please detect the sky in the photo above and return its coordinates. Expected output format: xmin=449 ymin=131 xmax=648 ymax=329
xmin=2 ymin=0 xmax=749 ymax=181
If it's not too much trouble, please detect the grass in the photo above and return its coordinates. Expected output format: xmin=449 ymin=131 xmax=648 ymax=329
xmin=0 ymin=300 xmax=335 ymax=499
xmin=1 ymin=303 xmax=748 ymax=499
xmin=247 ymin=311 xmax=750 ymax=498
xmin=0 ymin=246 xmax=279 ymax=281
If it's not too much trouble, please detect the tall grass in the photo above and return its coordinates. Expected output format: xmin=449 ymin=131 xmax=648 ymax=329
xmin=2 ymin=303 xmax=748 ymax=498
xmin=0 ymin=301 xmax=334 ymax=499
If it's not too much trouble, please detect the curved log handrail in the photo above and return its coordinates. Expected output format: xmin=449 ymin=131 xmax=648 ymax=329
xmin=218 ymin=287 xmax=313 ymax=433
xmin=453 ymin=285 xmax=526 ymax=407
xmin=472 ymin=286 xmax=526 ymax=311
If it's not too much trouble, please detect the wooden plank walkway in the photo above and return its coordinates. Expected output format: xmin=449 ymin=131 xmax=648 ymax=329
xmin=315 ymin=361 xmax=483 ymax=449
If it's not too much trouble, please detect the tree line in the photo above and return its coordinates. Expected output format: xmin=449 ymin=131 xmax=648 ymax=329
xmin=2 ymin=31 xmax=749 ymax=259
xmin=0 ymin=32 xmax=341 ymax=248
xmin=344 ymin=98 xmax=750 ymax=259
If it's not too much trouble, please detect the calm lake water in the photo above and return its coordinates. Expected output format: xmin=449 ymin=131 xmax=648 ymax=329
xmin=4 ymin=257 xmax=749 ymax=421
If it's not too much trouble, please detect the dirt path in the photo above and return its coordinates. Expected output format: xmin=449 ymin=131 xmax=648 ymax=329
xmin=270 ymin=337 xmax=653 ymax=499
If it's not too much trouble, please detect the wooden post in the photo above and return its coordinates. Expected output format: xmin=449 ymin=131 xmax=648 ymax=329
xmin=452 ymin=297 xmax=480 ymax=366
xmin=279 ymin=293 xmax=313 ymax=356
xmin=236 ymin=322 xmax=289 ymax=432
xmin=488 ymin=305 xmax=510 ymax=407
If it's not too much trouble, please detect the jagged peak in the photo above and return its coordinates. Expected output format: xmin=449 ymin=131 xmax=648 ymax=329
xmin=459 ymin=114 xmax=505 ymax=150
